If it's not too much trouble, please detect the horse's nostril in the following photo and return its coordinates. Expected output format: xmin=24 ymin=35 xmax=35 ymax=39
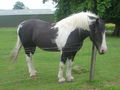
xmin=102 ymin=50 xmax=105 ymax=54
xmin=99 ymin=49 xmax=105 ymax=54
xmin=99 ymin=46 xmax=107 ymax=54
xmin=102 ymin=50 xmax=104 ymax=53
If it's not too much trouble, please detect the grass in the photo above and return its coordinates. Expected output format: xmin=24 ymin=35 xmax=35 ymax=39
xmin=0 ymin=27 xmax=120 ymax=90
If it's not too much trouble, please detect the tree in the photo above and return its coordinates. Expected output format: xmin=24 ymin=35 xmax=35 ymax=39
xmin=43 ymin=0 xmax=120 ymax=36
xmin=102 ymin=0 xmax=120 ymax=36
xmin=55 ymin=0 xmax=72 ymax=21
xmin=42 ymin=0 xmax=58 ymax=3
xmin=13 ymin=1 xmax=26 ymax=10
xmin=82 ymin=0 xmax=120 ymax=36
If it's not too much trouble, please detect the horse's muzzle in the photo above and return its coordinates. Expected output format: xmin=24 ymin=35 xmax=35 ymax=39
xmin=99 ymin=47 xmax=107 ymax=54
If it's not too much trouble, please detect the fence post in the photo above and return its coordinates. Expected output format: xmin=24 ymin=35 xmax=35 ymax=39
xmin=89 ymin=43 xmax=97 ymax=81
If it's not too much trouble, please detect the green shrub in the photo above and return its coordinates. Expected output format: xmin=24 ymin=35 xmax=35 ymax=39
xmin=105 ymin=23 xmax=115 ymax=32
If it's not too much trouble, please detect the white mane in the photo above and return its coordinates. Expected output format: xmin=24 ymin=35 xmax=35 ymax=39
xmin=54 ymin=11 xmax=98 ymax=31
xmin=54 ymin=11 xmax=98 ymax=50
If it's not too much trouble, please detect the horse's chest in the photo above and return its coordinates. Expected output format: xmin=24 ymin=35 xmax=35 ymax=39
xmin=55 ymin=29 xmax=81 ymax=50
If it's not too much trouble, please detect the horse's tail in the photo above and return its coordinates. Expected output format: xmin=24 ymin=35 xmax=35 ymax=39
xmin=10 ymin=25 xmax=22 ymax=61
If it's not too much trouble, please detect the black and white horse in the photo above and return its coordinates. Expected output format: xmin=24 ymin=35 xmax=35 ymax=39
xmin=11 ymin=11 xmax=107 ymax=82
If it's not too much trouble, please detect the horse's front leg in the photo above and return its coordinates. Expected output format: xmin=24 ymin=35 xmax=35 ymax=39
xmin=58 ymin=54 xmax=67 ymax=83
xmin=66 ymin=59 xmax=74 ymax=82
xmin=66 ymin=51 xmax=77 ymax=82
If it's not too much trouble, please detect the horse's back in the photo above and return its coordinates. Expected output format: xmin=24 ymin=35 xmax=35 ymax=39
xmin=18 ymin=19 xmax=58 ymax=51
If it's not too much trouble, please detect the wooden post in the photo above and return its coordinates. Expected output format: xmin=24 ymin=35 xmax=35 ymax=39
xmin=89 ymin=44 xmax=97 ymax=81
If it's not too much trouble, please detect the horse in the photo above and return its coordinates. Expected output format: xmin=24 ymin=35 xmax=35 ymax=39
xmin=10 ymin=11 xmax=107 ymax=83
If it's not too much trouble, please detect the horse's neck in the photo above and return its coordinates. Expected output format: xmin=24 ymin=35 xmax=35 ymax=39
xmin=78 ymin=30 xmax=90 ymax=41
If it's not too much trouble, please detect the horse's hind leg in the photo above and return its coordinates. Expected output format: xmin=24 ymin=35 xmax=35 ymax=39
xmin=25 ymin=46 xmax=37 ymax=77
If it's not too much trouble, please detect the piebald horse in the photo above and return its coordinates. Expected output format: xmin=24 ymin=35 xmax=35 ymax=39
xmin=11 ymin=11 xmax=107 ymax=82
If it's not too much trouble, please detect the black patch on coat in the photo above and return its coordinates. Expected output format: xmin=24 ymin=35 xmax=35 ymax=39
xmin=61 ymin=29 xmax=89 ymax=63
xmin=19 ymin=19 xmax=58 ymax=56
xmin=89 ymin=18 xmax=105 ymax=49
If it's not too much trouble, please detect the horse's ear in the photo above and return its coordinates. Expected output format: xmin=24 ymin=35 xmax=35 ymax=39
xmin=88 ymin=16 xmax=99 ymax=23
xmin=95 ymin=18 xmax=99 ymax=23
xmin=88 ymin=16 xmax=96 ymax=20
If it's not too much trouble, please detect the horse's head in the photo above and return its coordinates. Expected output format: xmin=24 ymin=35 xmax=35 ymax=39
xmin=89 ymin=16 xmax=107 ymax=54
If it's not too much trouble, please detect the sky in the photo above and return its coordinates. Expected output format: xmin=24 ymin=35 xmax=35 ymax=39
xmin=0 ymin=0 xmax=56 ymax=10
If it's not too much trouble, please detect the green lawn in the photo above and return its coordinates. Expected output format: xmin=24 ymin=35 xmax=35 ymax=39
xmin=0 ymin=27 xmax=120 ymax=90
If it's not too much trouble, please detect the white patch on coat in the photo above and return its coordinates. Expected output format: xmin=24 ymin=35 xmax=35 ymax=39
xmin=16 ymin=21 xmax=25 ymax=50
xmin=66 ymin=60 xmax=74 ymax=81
xmin=100 ymin=32 xmax=107 ymax=52
xmin=54 ymin=11 xmax=98 ymax=50
xmin=14 ymin=36 xmax=22 ymax=54
xmin=26 ymin=54 xmax=37 ymax=77
xmin=17 ymin=24 xmax=23 ymax=34
xmin=14 ymin=23 xmax=23 ymax=52
xmin=58 ymin=61 xmax=65 ymax=82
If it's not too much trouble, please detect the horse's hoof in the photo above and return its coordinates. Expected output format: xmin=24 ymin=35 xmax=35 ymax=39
xmin=66 ymin=76 xmax=74 ymax=82
xmin=30 ymin=71 xmax=37 ymax=77
xmin=67 ymin=79 xmax=74 ymax=82
xmin=30 ymin=71 xmax=37 ymax=80
xmin=58 ymin=78 xmax=65 ymax=83
xmin=31 ymin=75 xmax=36 ymax=80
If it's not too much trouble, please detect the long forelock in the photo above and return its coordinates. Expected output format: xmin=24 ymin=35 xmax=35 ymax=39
xmin=54 ymin=11 xmax=99 ymax=31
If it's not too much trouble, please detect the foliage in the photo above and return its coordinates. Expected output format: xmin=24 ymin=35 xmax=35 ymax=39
xmin=50 ymin=0 xmax=120 ymax=23
xmin=42 ymin=0 xmax=58 ymax=3
xmin=105 ymin=23 xmax=115 ymax=32
xmin=101 ymin=0 xmax=120 ymax=24
xmin=55 ymin=0 xmax=72 ymax=21
xmin=54 ymin=0 xmax=95 ymax=21
xmin=80 ymin=0 xmax=120 ymax=24
xmin=13 ymin=1 xmax=26 ymax=10
xmin=55 ymin=0 xmax=83 ymax=21
xmin=43 ymin=0 xmax=120 ymax=36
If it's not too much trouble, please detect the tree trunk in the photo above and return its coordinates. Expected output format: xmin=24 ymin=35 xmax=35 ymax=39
xmin=112 ymin=23 xmax=120 ymax=36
